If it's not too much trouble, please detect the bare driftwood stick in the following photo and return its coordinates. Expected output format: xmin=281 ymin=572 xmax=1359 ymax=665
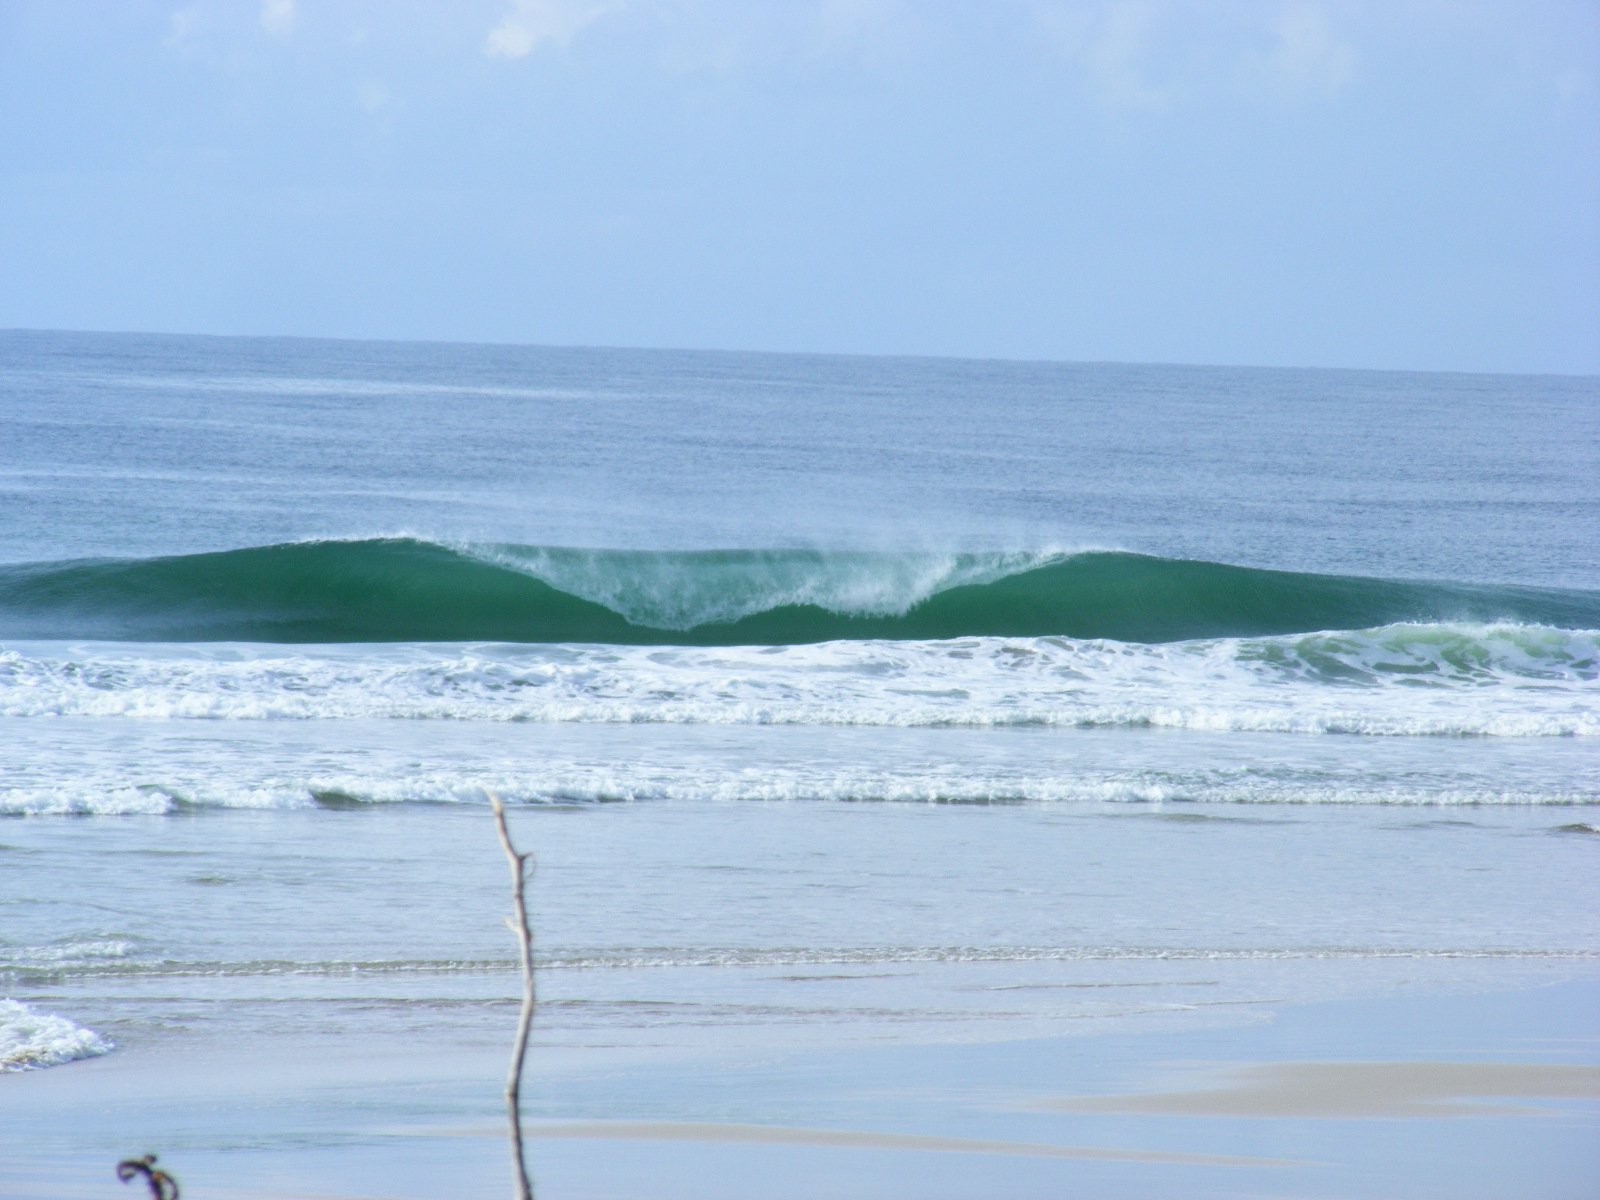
xmin=490 ymin=792 xmax=536 ymax=1200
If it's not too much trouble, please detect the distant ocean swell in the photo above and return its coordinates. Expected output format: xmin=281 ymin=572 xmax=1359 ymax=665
xmin=2 ymin=539 xmax=1597 ymax=645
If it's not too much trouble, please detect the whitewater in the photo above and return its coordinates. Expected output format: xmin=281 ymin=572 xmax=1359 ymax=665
xmin=2 ymin=619 xmax=1596 ymax=735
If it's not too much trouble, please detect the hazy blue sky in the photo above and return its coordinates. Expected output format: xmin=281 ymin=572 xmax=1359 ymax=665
xmin=2 ymin=1 xmax=1596 ymax=372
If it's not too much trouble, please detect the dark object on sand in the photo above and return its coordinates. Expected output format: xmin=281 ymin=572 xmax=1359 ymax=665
xmin=116 ymin=1155 xmax=179 ymax=1199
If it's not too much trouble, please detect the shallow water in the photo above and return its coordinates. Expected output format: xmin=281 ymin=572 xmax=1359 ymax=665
xmin=6 ymin=800 xmax=1597 ymax=1074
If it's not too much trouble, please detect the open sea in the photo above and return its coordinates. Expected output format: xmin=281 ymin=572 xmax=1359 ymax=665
xmin=1 ymin=330 xmax=1597 ymax=1147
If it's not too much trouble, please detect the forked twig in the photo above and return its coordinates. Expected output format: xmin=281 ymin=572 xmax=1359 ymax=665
xmin=490 ymin=792 xmax=537 ymax=1200
xmin=116 ymin=1155 xmax=179 ymax=1200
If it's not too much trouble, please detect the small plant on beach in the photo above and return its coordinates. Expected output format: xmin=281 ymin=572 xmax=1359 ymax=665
xmin=491 ymin=793 xmax=538 ymax=1200
xmin=116 ymin=1154 xmax=179 ymax=1199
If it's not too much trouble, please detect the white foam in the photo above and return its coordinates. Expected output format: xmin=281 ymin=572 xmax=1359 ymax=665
xmin=0 ymin=782 xmax=317 ymax=816
xmin=0 ymin=999 xmax=112 ymax=1071
xmin=1 ymin=939 xmax=138 ymax=971
xmin=1 ymin=625 xmax=1595 ymax=737
xmin=1 ymin=759 xmax=1589 ymax=816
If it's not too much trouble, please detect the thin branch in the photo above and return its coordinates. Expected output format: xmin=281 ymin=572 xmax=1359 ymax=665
xmin=490 ymin=792 xmax=536 ymax=1200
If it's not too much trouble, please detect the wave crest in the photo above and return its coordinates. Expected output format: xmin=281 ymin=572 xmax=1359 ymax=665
xmin=2 ymin=539 xmax=1597 ymax=645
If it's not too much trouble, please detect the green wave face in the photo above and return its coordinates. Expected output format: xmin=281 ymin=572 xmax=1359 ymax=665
xmin=1 ymin=538 xmax=1597 ymax=645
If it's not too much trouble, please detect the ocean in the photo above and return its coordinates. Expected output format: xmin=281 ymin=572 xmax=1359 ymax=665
xmin=1 ymin=330 xmax=1597 ymax=1190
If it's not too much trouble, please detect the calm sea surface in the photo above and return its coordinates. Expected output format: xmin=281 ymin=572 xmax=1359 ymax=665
xmin=1 ymin=329 xmax=1596 ymax=1090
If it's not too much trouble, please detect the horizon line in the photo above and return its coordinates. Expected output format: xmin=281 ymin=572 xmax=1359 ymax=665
xmin=2 ymin=324 xmax=1595 ymax=381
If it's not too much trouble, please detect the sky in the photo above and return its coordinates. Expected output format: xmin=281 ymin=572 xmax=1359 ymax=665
xmin=1 ymin=0 xmax=1596 ymax=373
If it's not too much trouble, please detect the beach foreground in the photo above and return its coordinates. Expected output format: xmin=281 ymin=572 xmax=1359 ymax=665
xmin=4 ymin=797 xmax=1597 ymax=1199
xmin=3 ymin=971 xmax=1596 ymax=1199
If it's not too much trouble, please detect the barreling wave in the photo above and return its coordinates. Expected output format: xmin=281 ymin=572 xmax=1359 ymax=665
xmin=2 ymin=538 xmax=1597 ymax=645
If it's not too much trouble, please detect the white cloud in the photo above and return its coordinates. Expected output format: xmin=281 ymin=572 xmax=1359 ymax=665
xmin=1264 ymin=2 xmax=1353 ymax=97
xmin=260 ymin=0 xmax=296 ymax=39
xmin=166 ymin=4 xmax=203 ymax=48
xmin=1086 ymin=2 xmax=1169 ymax=111
xmin=1030 ymin=0 xmax=1360 ymax=111
xmin=484 ymin=0 xmax=619 ymax=60
xmin=1029 ymin=1 xmax=1178 ymax=112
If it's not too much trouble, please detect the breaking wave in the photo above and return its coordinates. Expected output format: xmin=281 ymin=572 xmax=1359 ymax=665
xmin=0 ymin=999 xmax=112 ymax=1072
xmin=2 ymin=539 xmax=1596 ymax=645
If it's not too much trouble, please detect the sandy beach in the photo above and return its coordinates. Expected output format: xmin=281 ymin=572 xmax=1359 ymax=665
xmin=5 ymin=786 xmax=1598 ymax=1200
xmin=5 ymin=969 xmax=1596 ymax=1199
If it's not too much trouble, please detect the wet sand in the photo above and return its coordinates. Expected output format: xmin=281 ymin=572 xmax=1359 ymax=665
xmin=492 ymin=1119 xmax=1303 ymax=1165
xmin=1043 ymin=1059 xmax=1600 ymax=1119
xmin=3 ymin=973 xmax=1596 ymax=1199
